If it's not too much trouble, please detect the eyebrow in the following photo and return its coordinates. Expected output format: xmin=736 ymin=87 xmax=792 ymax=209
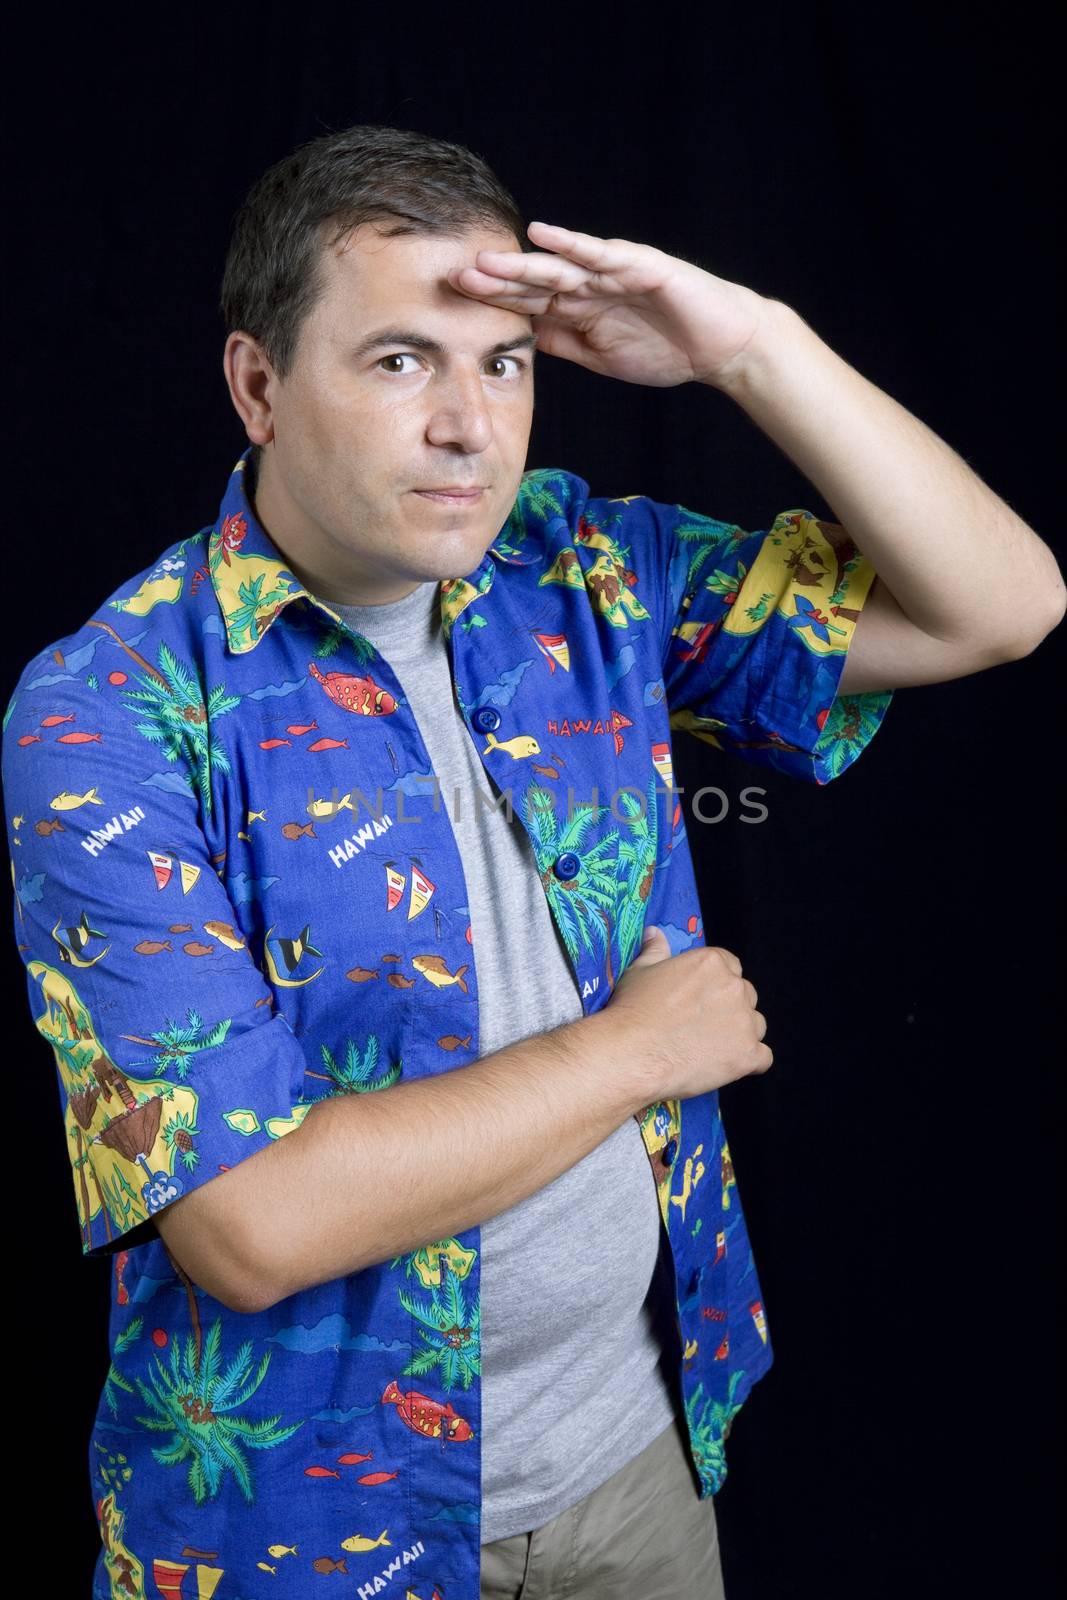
xmin=351 ymin=328 xmax=538 ymax=361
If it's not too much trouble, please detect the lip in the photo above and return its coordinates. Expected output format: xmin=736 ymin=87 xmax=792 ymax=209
xmin=414 ymin=488 xmax=485 ymax=504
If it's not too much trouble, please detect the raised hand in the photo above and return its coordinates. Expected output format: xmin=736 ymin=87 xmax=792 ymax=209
xmin=446 ymin=220 xmax=770 ymax=389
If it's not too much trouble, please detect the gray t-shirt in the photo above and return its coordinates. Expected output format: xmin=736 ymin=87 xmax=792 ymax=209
xmin=332 ymin=577 xmax=679 ymax=1543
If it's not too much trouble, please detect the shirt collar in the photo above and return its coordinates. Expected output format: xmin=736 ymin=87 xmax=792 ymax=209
xmin=208 ymin=446 xmax=541 ymax=657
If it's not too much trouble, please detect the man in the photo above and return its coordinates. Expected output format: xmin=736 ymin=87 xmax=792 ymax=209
xmin=3 ymin=124 xmax=1062 ymax=1600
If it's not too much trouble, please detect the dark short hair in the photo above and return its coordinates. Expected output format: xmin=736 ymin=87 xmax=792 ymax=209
xmin=220 ymin=123 xmax=530 ymax=457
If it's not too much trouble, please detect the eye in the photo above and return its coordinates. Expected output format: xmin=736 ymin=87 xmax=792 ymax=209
xmin=486 ymin=355 xmax=528 ymax=379
xmin=375 ymin=353 xmax=529 ymax=377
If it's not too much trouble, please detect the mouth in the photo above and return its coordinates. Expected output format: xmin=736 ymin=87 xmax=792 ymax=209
xmin=413 ymin=488 xmax=485 ymax=506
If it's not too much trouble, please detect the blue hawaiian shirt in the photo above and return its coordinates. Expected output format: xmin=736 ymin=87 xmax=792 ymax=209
xmin=2 ymin=446 xmax=892 ymax=1598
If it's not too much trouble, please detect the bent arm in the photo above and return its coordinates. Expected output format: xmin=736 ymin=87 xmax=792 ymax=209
xmin=166 ymin=1008 xmax=650 ymax=1313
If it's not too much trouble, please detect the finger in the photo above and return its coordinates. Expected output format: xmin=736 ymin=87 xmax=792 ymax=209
xmin=707 ymin=945 xmax=743 ymax=976
xmin=529 ymin=311 xmax=614 ymax=375
xmin=525 ymin=220 xmax=638 ymax=275
xmin=453 ymin=249 xmax=588 ymax=296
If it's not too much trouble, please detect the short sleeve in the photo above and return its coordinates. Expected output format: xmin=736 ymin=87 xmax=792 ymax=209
xmin=1 ymin=657 xmax=311 ymax=1258
xmin=639 ymin=497 xmax=893 ymax=784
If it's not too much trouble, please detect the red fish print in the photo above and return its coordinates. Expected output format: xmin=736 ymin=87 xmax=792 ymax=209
xmin=357 ymin=1470 xmax=399 ymax=1485
xmin=258 ymin=738 xmax=292 ymax=750
xmin=306 ymin=737 xmax=349 ymax=752
xmin=286 ymin=721 xmax=319 ymax=735
xmin=304 ymin=1465 xmax=342 ymax=1478
xmin=17 ymin=735 xmax=41 ymax=746
xmin=56 ymin=731 xmax=103 ymax=743
xmin=308 ymin=661 xmax=398 ymax=716
xmin=336 ymin=1451 xmax=374 ymax=1465
xmin=382 ymin=1379 xmax=474 ymax=1442
xmin=39 ymin=713 xmax=76 ymax=727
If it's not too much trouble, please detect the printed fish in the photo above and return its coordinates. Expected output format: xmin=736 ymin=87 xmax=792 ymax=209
xmin=411 ymin=954 xmax=469 ymax=994
xmin=34 ymin=819 xmax=66 ymax=835
xmin=266 ymin=1543 xmax=298 ymax=1558
xmin=481 ymin=731 xmax=540 ymax=760
xmin=309 ymin=661 xmax=398 ymax=716
xmin=286 ymin=721 xmax=319 ymax=735
xmin=202 ymin=919 xmax=247 ymax=952
xmin=54 ymin=910 xmax=108 ymax=962
xmin=345 ymin=966 xmax=379 ymax=982
xmin=306 ymin=791 xmax=355 ymax=819
xmin=281 ymin=821 xmax=316 ymax=839
xmin=437 ymin=1034 xmax=473 ymax=1051
xmin=48 ymin=787 xmax=103 ymax=811
xmin=307 ymin=737 xmax=349 ymax=752
xmin=271 ymin=923 xmax=323 ymax=976
xmin=55 ymin=730 xmax=103 ymax=744
xmin=340 ymin=1529 xmax=391 ymax=1553
xmin=39 ymin=713 xmax=76 ymax=727
xmin=312 ymin=1556 xmax=348 ymax=1574
xmin=382 ymin=1378 xmax=474 ymax=1442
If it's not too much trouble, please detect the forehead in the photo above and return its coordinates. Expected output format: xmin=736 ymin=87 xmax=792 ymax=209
xmin=313 ymin=221 xmax=526 ymax=325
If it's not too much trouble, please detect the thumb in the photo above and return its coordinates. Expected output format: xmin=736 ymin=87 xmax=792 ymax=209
xmin=638 ymin=924 xmax=668 ymax=959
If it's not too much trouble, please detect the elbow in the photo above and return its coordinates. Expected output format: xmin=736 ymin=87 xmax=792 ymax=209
xmin=988 ymin=586 xmax=1067 ymax=663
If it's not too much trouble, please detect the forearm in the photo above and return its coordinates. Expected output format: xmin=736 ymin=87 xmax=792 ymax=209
xmin=711 ymin=299 xmax=1067 ymax=648
xmin=232 ymin=1009 xmax=650 ymax=1311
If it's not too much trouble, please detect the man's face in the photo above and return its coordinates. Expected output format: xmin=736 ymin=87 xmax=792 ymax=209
xmin=233 ymin=223 xmax=536 ymax=606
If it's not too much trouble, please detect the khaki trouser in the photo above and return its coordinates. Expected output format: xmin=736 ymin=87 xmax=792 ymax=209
xmin=480 ymin=1409 xmax=727 ymax=1599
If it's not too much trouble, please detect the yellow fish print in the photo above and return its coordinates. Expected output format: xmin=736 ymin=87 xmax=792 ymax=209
xmin=481 ymin=732 xmax=540 ymax=760
xmin=306 ymin=791 xmax=356 ymax=819
xmin=412 ymin=954 xmax=469 ymax=994
xmin=48 ymin=787 xmax=103 ymax=811
xmin=340 ymin=1529 xmax=392 ymax=1553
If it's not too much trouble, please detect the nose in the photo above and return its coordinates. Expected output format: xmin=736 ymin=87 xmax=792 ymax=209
xmin=424 ymin=366 xmax=494 ymax=453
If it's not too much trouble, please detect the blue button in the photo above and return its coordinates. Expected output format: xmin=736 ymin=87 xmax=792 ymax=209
xmin=472 ymin=705 xmax=500 ymax=733
xmin=661 ymin=1138 xmax=677 ymax=1168
xmin=554 ymin=851 xmax=581 ymax=881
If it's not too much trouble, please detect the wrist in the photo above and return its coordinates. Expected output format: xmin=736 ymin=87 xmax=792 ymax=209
xmin=707 ymin=295 xmax=804 ymax=400
xmin=572 ymin=1005 xmax=659 ymax=1118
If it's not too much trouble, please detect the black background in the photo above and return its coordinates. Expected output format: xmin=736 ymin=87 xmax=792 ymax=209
xmin=6 ymin=5 xmax=1063 ymax=1595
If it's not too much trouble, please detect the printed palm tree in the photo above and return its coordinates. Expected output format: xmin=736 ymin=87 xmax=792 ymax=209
xmin=614 ymin=772 xmax=662 ymax=971
xmin=118 ymin=640 xmax=241 ymax=817
xmin=100 ymin=1316 xmax=143 ymax=1417
xmin=496 ymin=470 xmax=568 ymax=556
xmin=118 ymin=1005 xmax=234 ymax=1080
xmin=674 ymin=516 xmax=747 ymax=592
xmin=309 ymin=1033 xmax=403 ymax=1094
xmin=397 ymin=1257 xmax=480 ymax=1393
xmin=135 ymin=1317 xmax=304 ymax=1507
xmin=685 ymin=1370 xmax=748 ymax=1492
xmin=521 ymin=783 xmax=619 ymax=984
xmin=219 ymin=570 xmax=295 ymax=652
xmin=312 ymin=616 xmax=378 ymax=664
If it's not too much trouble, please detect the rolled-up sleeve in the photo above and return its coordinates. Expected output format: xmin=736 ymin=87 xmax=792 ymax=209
xmin=639 ymin=497 xmax=894 ymax=784
xmin=2 ymin=658 xmax=311 ymax=1258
